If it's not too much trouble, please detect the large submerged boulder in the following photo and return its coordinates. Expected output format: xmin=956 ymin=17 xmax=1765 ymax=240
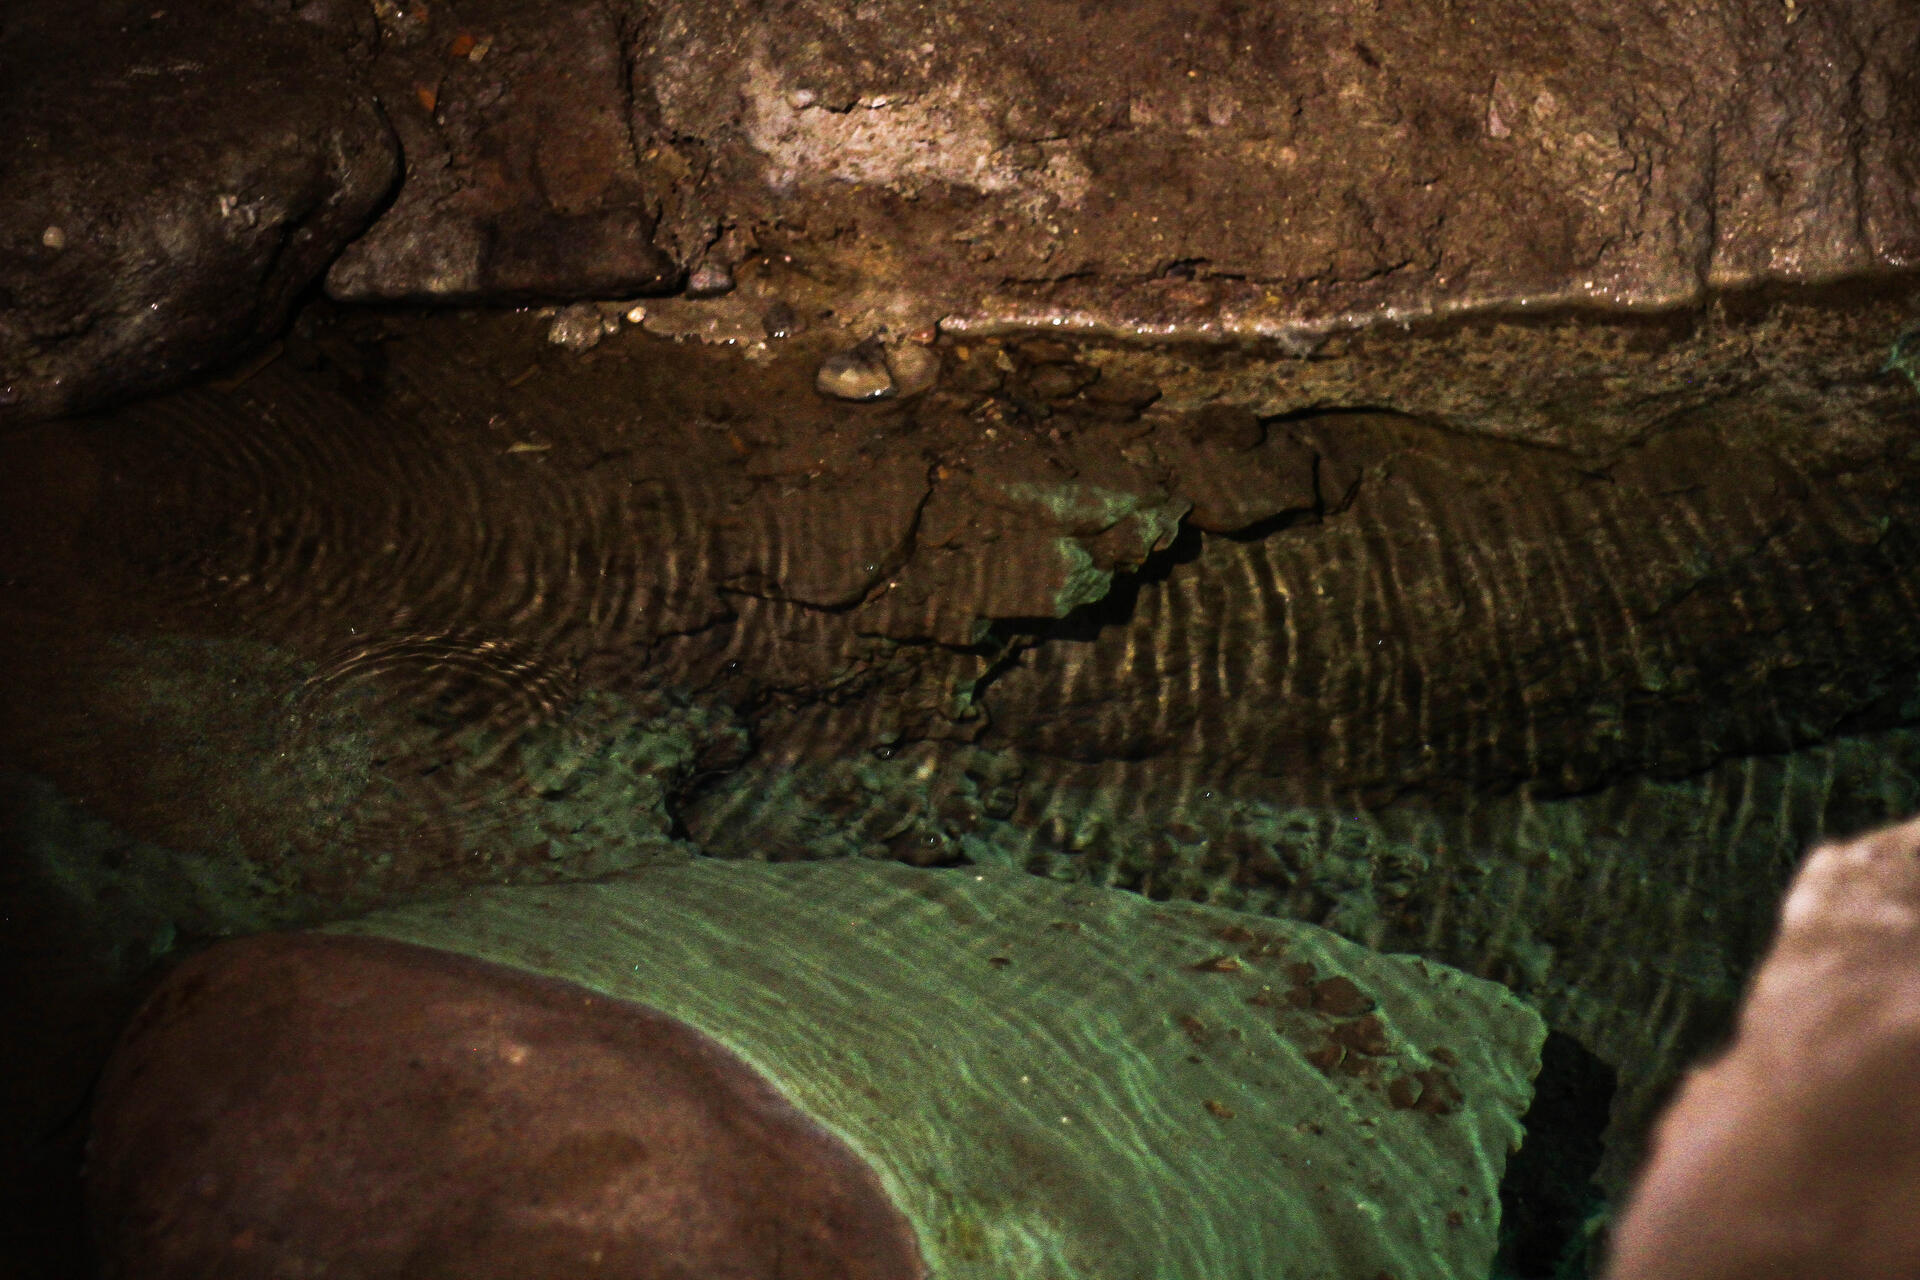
xmin=90 ymin=859 xmax=1546 ymax=1279
xmin=87 ymin=930 xmax=923 ymax=1280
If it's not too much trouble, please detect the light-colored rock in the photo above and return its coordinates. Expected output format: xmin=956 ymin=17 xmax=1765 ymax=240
xmin=1610 ymin=814 xmax=1920 ymax=1280
xmin=815 ymin=341 xmax=895 ymax=401
xmin=545 ymin=302 xmax=618 ymax=350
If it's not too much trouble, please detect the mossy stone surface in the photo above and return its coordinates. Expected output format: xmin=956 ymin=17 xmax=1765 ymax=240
xmin=328 ymin=858 xmax=1545 ymax=1279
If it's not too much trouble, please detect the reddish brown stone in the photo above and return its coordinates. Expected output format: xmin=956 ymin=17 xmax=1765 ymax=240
xmin=87 ymin=933 xmax=923 ymax=1280
xmin=1611 ymin=817 xmax=1920 ymax=1280
xmin=1304 ymin=1041 xmax=1346 ymax=1074
xmin=1310 ymin=977 xmax=1377 ymax=1018
xmin=1411 ymin=1069 xmax=1465 ymax=1117
xmin=1331 ymin=1016 xmax=1392 ymax=1056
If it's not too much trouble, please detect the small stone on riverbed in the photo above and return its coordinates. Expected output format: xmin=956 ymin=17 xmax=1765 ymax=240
xmin=762 ymin=301 xmax=801 ymax=339
xmin=547 ymin=303 xmax=619 ymax=351
xmin=816 ymin=340 xmax=895 ymax=401
xmin=884 ymin=342 xmax=941 ymax=398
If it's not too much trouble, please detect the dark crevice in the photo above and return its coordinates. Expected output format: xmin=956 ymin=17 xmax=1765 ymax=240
xmin=963 ymin=522 xmax=1208 ymax=710
xmin=1264 ymin=402 xmax=1591 ymax=461
xmin=715 ymin=476 xmax=938 ymax=617
xmin=996 ymin=268 xmax=1103 ymax=288
xmin=1494 ymin=1031 xmax=1617 ymax=1280
xmin=984 ymin=521 xmax=1207 ymax=648
xmin=1258 ymin=403 xmax=1418 ymax=424
xmin=964 ymin=468 xmax=1369 ymax=703
xmin=1214 ymin=506 xmax=1325 ymax=544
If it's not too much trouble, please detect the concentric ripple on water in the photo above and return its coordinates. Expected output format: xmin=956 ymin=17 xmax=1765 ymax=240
xmin=282 ymin=630 xmax=579 ymax=855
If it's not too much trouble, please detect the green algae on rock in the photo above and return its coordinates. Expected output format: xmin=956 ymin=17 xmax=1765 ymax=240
xmin=325 ymin=858 xmax=1545 ymax=1279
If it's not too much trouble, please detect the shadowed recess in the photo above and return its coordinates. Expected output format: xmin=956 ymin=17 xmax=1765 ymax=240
xmin=1494 ymin=1031 xmax=1616 ymax=1280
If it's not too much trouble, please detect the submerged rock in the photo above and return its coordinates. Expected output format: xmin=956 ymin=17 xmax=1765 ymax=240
xmin=92 ymin=860 xmax=1545 ymax=1280
xmin=545 ymin=302 xmax=623 ymax=351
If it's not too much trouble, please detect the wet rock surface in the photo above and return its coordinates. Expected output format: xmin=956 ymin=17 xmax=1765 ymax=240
xmin=88 ymin=931 xmax=923 ymax=1280
xmin=0 ymin=0 xmax=398 ymax=425
xmin=306 ymin=1 xmax=1920 ymax=355
xmin=814 ymin=339 xmax=895 ymax=401
xmin=324 ymin=0 xmax=678 ymax=302
xmin=324 ymin=859 xmax=1543 ymax=1280
xmin=985 ymin=407 xmax=1920 ymax=801
xmin=2 ymin=297 xmax=1916 ymax=1225
xmin=82 ymin=864 xmax=1542 ymax=1279
xmin=640 ymin=0 xmax=1920 ymax=337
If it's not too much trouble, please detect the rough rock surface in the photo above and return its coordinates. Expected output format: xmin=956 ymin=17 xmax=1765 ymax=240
xmin=324 ymin=0 xmax=679 ymax=302
xmin=1610 ymin=816 xmax=1920 ymax=1280
xmin=10 ymin=0 xmax=1915 ymax=439
xmin=0 ymin=0 xmax=398 ymax=425
xmin=636 ymin=0 xmax=1920 ymax=337
xmin=81 ymin=862 xmax=1545 ymax=1278
xmin=291 ymin=0 xmax=1920 ymax=491
xmin=0 ymin=5 xmax=1915 ymax=1278
xmin=88 ymin=931 xmax=923 ymax=1280
xmin=312 ymin=0 xmax=1920 ymax=341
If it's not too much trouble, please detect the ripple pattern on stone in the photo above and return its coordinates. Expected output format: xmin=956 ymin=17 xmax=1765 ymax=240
xmin=97 ymin=353 xmax=730 ymax=661
xmin=273 ymin=630 xmax=711 ymax=903
xmin=986 ymin=414 xmax=1920 ymax=799
xmin=325 ymin=859 xmax=1544 ymax=1280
